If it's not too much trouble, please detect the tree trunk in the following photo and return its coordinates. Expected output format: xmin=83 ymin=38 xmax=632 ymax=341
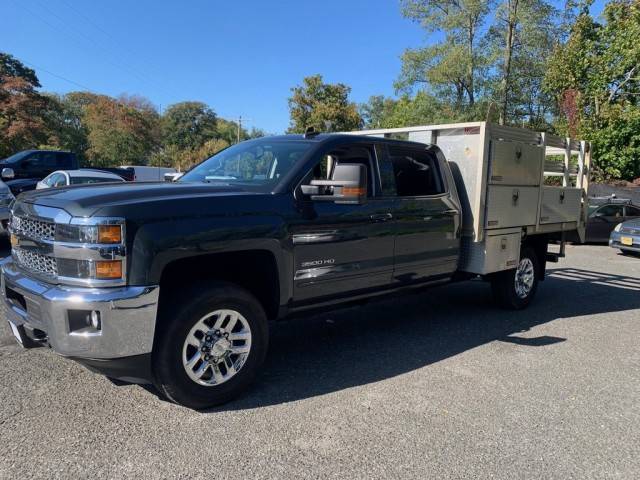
xmin=499 ymin=0 xmax=519 ymax=125
xmin=467 ymin=20 xmax=476 ymax=106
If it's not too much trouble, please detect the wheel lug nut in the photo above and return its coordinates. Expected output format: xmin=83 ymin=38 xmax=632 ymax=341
xmin=205 ymin=335 xmax=213 ymax=342
xmin=214 ymin=330 xmax=221 ymax=337
xmin=224 ymin=332 xmax=229 ymax=338
xmin=201 ymin=346 xmax=208 ymax=352
xmin=204 ymin=354 xmax=211 ymax=361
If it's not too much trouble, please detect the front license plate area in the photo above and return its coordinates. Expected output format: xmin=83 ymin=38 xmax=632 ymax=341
xmin=621 ymin=236 xmax=634 ymax=246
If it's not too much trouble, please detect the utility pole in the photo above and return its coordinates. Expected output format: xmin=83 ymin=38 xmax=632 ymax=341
xmin=237 ymin=115 xmax=242 ymax=144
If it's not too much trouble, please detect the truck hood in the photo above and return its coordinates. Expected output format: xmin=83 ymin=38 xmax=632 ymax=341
xmin=18 ymin=181 xmax=255 ymax=217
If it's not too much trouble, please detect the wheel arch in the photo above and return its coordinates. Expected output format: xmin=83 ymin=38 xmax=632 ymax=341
xmin=156 ymin=249 xmax=282 ymax=322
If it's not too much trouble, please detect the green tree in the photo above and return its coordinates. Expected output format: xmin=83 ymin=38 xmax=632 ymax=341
xmin=43 ymin=93 xmax=93 ymax=160
xmin=545 ymin=0 xmax=640 ymax=180
xmin=397 ymin=0 xmax=490 ymax=107
xmin=161 ymin=101 xmax=217 ymax=151
xmin=489 ymin=0 xmax=559 ymax=125
xmin=287 ymin=74 xmax=362 ymax=133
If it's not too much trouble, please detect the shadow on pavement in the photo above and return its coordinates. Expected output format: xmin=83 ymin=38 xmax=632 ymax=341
xmin=216 ymin=267 xmax=640 ymax=411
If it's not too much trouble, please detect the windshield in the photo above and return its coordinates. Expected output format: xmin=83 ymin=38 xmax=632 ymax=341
xmin=179 ymin=139 xmax=313 ymax=192
xmin=1 ymin=151 xmax=32 ymax=164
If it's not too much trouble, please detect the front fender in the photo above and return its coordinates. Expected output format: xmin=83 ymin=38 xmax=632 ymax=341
xmin=127 ymin=215 xmax=293 ymax=305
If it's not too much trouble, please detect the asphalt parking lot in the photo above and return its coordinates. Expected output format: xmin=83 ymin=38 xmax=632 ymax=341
xmin=0 ymin=243 xmax=639 ymax=479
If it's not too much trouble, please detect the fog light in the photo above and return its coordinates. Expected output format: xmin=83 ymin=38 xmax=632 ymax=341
xmin=95 ymin=260 xmax=122 ymax=279
xmin=90 ymin=310 xmax=101 ymax=330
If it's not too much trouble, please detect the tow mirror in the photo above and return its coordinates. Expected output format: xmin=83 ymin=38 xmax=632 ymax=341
xmin=1 ymin=167 xmax=15 ymax=179
xmin=301 ymin=163 xmax=367 ymax=205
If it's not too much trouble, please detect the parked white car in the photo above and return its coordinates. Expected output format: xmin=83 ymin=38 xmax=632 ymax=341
xmin=121 ymin=166 xmax=177 ymax=181
xmin=36 ymin=169 xmax=126 ymax=189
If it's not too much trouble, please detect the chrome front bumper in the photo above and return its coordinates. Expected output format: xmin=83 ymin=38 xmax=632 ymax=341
xmin=610 ymin=231 xmax=640 ymax=253
xmin=1 ymin=258 xmax=159 ymax=359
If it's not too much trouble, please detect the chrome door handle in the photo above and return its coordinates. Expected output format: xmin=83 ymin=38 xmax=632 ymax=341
xmin=429 ymin=210 xmax=458 ymax=219
xmin=370 ymin=213 xmax=393 ymax=222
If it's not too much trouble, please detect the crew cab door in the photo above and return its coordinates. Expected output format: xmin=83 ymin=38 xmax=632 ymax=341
xmin=290 ymin=143 xmax=396 ymax=303
xmin=381 ymin=144 xmax=460 ymax=283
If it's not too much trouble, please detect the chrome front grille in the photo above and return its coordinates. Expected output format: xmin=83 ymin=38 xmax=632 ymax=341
xmin=11 ymin=216 xmax=56 ymax=241
xmin=13 ymin=248 xmax=58 ymax=277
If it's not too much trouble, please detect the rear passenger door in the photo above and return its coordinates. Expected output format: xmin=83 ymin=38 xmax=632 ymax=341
xmin=382 ymin=144 xmax=460 ymax=283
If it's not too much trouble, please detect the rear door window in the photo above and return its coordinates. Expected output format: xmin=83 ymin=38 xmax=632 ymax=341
xmin=56 ymin=153 xmax=73 ymax=169
xmin=625 ymin=206 xmax=640 ymax=217
xmin=384 ymin=146 xmax=445 ymax=197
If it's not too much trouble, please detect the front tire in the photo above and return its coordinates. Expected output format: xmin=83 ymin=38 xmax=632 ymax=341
xmin=490 ymin=246 xmax=540 ymax=310
xmin=153 ymin=282 xmax=269 ymax=409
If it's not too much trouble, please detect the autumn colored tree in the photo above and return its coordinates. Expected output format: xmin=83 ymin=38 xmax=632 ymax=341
xmin=287 ymin=75 xmax=362 ymax=133
xmin=83 ymin=95 xmax=160 ymax=167
xmin=0 ymin=53 xmax=52 ymax=157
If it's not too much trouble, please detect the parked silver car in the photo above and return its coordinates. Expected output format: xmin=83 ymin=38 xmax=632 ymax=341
xmin=610 ymin=218 xmax=640 ymax=255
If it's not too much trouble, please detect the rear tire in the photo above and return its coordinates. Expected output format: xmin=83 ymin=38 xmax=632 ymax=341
xmin=490 ymin=246 xmax=540 ymax=310
xmin=153 ymin=282 xmax=268 ymax=409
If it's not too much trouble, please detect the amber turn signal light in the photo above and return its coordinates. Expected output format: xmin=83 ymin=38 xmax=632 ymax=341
xmin=95 ymin=260 xmax=122 ymax=279
xmin=342 ymin=186 xmax=366 ymax=196
xmin=98 ymin=225 xmax=122 ymax=244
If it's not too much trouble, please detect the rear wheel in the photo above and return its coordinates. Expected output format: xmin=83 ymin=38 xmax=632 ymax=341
xmin=490 ymin=246 xmax=540 ymax=310
xmin=153 ymin=282 xmax=268 ymax=409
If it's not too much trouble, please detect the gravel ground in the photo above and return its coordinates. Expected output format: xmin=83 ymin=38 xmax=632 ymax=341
xmin=0 ymin=244 xmax=639 ymax=479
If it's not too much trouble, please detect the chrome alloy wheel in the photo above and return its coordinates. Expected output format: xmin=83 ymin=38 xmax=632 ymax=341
xmin=182 ymin=309 xmax=252 ymax=386
xmin=514 ymin=258 xmax=535 ymax=299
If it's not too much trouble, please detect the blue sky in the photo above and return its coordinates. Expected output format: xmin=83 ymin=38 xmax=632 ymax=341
xmin=4 ymin=0 xmax=607 ymax=133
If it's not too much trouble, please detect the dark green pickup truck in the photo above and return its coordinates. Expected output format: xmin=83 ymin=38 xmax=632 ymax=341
xmin=2 ymin=125 xmax=587 ymax=409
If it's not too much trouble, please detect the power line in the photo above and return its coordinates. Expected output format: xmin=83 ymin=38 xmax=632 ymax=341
xmin=33 ymin=0 xmax=170 ymax=95
xmin=11 ymin=0 xmax=179 ymax=100
xmin=21 ymin=59 xmax=95 ymax=92
xmin=57 ymin=0 xmax=168 ymax=83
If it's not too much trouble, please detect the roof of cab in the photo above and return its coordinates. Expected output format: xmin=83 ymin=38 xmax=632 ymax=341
xmin=253 ymin=133 xmax=433 ymax=149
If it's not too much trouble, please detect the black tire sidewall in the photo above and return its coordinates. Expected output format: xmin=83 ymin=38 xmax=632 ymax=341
xmin=492 ymin=246 xmax=540 ymax=310
xmin=153 ymin=283 xmax=268 ymax=409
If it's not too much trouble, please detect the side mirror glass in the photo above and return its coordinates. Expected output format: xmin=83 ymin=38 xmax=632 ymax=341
xmin=303 ymin=163 xmax=367 ymax=205
xmin=2 ymin=167 xmax=15 ymax=179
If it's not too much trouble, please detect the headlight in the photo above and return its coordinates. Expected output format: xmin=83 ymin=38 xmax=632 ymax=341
xmin=614 ymin=222 xmax=623 ymax=232
xmin=55 ymin=223 xmax=123 ymax=244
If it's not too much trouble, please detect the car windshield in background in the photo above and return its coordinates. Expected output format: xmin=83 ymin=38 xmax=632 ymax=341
xmin=1 ymin=151 xmax=31 ymax=164
xmin=179 ymin=140 xmax=312 ymax=192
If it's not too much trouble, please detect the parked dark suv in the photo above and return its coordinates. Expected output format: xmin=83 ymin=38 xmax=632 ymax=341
xmin=0 ymin=150 xmax=79 ymax=195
